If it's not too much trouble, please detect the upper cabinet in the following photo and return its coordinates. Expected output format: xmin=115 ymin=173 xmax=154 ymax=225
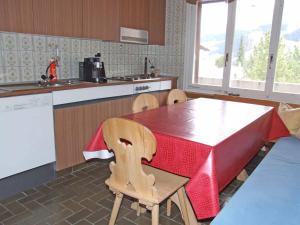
xmin=149 ymin=0 xmax=166 ymax=45
xmin=0 ymin=0 xmax=166 ymax=45
xmin=32 ymin=0 xmax=83 ymax=37
xmin=0 ymin=0 xmax=34 ymax=33
xmin=120 ymin=0 xmax=149 ymax=30
xmin=82 ymin=0 xmax=119 ymax=41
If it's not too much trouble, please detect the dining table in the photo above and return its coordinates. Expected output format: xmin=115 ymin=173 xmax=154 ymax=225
xmin=83 ymin=98 xmax=290 ymax=221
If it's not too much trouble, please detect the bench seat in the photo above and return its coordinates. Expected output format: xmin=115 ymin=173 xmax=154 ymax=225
xmin=211 ymin=136 xmax=300 ymax=225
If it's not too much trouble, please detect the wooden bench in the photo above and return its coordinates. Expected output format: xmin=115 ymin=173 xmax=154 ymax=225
xmin=211 ymin=136 xmax=300 ymax=225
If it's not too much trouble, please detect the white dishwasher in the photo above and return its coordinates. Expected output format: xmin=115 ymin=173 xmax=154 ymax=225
xmin=0 ymin=93 xmax=56 ymax=179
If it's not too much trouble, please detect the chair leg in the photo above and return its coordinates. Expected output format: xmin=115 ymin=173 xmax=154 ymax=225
xmin=236 ymin=169 xmax=248 ymax=181
xmin=151 ymin=204 xmax=159 ymax=225
xmin=109 ymin=193 xmax=123 ymax=225
xmin=137 ymin=203 xmax=141 ymax=216
xmin=177 ymin=187 xmax=190 ymax=225
xmin=167 ymin=198 xmax=172 ymax=216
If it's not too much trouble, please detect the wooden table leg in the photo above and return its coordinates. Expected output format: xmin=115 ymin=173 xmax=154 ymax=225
xmin=170 ymin=189 xmax=203 ymax=225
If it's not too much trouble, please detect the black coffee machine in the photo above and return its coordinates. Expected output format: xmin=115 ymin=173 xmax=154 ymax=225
xmin=80 ymin=53 xmax=106 ymax=83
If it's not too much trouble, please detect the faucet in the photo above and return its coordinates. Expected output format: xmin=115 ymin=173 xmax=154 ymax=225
xmin=144 ymin=57 xmax=148 ymax=77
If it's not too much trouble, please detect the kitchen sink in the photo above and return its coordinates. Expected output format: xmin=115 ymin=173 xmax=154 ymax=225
xmin=0 ymin=84 xmax=43 ymax=91
xmin=45 ymin=83 xmax=64 ymax=87
xmin=0 ymin=80 xmax=85 ymax=92
xmin=0 ymin=89 xmax=9 ymax=93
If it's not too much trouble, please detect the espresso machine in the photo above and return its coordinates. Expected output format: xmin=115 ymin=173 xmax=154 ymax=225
xmin=80 ymin=53 xmax=106 ymax=83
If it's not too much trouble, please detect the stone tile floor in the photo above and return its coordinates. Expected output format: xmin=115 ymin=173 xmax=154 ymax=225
xmin=0 ymin=149 xmax=268 ymax=225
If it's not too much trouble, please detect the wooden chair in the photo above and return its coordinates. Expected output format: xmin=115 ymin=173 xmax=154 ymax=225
xmin=167 ymin=89 xmax=188 ymax=105
xmin=102 ymin=118 xmax=190 ymax=225
xmin=132 ymin=93 xmax=159 ymax=113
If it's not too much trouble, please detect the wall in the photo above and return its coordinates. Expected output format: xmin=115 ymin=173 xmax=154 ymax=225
xmin=0 ymin=0 xmax=186 ymax=85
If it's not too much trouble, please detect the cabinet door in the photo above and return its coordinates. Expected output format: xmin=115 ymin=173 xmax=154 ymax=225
xmin=0 ymin=0 xmax=34 ymax=33
xmin=120 ymin=0 xmax=149 ymax=30
xmin=32 ymin=0 xmax=83 ymax=37
xmin=54 ymin=95 xmax=133 ymax=171
xmin=53 ymin=0 xmax=83 ymax=37
xmin=82 ymin=0 xmax=120 ymax=41
xmin=149 ymin=0 xmax=166 ymax=45
xmin=32 ymin=0 xmax=54 ymax=35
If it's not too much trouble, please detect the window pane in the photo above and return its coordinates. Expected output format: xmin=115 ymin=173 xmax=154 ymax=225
xmin=273 ymin=0 xmax=300 ymax=94
xmin=229 ymin=0 xmax=275 ymax=91
xmin=194 ymin=2 xmax=228 ymax=86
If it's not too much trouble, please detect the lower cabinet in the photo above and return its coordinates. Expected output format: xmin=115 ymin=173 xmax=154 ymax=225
xmin=54 ymin=91 xmax=169 ymax=171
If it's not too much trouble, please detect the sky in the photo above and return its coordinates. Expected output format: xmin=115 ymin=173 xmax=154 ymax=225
xmin=200 ymin=0 xmax=299 ymax=36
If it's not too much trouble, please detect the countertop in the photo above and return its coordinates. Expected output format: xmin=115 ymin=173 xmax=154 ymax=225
xmin=0 ymin=76 xmax=177 ymax=98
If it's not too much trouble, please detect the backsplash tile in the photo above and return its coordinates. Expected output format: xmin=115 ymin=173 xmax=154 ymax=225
xmin=5 ymin=66 xmax=20 ymax=83
xmin=3 ymin=51 xmax=19 ymax=67
xmin=0 ymin=0 xmax=186 ymax=84
xmin=0 ymin=67 xmax=5 ymax=83
xmin=33 ymin=35 xmax=46 ymax=52
xmin=2 ymin=33 xmax=18 ymax=51
xmin=18 ymin=33 xmax=33 ymax=51
xmin=20 ymin=51 xmax=34 ymax=67
xmin=20 ymin=66 xmax=35 ymax=81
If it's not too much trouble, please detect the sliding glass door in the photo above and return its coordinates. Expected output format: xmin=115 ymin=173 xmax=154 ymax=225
xmin=228 ymin=0 xmax=275 ymax=91
xmin=194 ymin=1 xmax=228 ymax=87
xmin=273 ymin=0 xmax=300 ymax=94
xmin=191 ymin=0 xmax=300 ymax=103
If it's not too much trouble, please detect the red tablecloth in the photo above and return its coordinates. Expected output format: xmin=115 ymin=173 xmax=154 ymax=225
xmin=84 ymin=98 xmax=290 ymax=219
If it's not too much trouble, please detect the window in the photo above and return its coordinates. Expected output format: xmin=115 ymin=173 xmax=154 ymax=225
xmin=194 ymin=1 xmax=228 ymax=86
xmin=188 ymin=0 xmax=300 ymax=103
xmin=273 ymin=0 xmax=300 ymax=94
xmin=229 ymin=0 xmax=275 ymax=91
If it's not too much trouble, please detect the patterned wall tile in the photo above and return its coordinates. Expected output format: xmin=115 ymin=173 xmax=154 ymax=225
xmin=5 ymin=66 xmax=20 ymax=83
xmin=20 ymin=51 xmax=34 ymax=67
xmin=71 ymin=53 xmax=81 ymax=67
xmin=71 ymin=64 xmax=79 ymax=78
xmin=35 ymin=65 xmax=46 ymax=79
xmin=0 ymin=67 xmax=5 ymax=83
xmin=90 ymin=40 xmax=100 ymax=54
xmin=33 ymin=35 xmax=46 ymax=52
xmin=59 ymin=63 xmax=72 ymax=79
xmin=0 ymin=50 xmax=4 ymax=67
xmin=2 ymin=33 xmax=18 ymax=51
xmin=0 ymin=33 xmax=3 ymax=50
xmin=3 ymin=51 xmax=19 ymax=67
xmin=59 ymin=37 xmax=71 ymax=53
xmin=34 ymin=52 xmax=47 ymax=67
xmin=71 ymin=38 xmax=81 ymax=53
xmin=18 ymin=33 xmax=33 ymax=51
xmin=81 ymin=40 xmax=90 ymax=53
xmin=46 ymin=36 xmax=59 ymax=52
xmin=20 ymin=66 xmax=35 ymax=81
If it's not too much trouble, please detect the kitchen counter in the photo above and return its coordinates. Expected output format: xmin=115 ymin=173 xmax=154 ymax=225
xmin=0 ymin=76 xmax=177 ymax=98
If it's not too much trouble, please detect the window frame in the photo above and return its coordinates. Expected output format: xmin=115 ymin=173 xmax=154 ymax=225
xmin=184 ymin=0 xmax=300 ymax=104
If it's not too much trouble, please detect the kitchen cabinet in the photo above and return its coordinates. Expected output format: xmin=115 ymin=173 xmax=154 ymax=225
xmin=53 ymin=80 xmax=174 ymax=170
xmin=120 ymin=0 xmax=149 ymax=30
xmin=82 ymin=0 xmax=120 ymax=41
xmin=54 ymin=90 xmax=171 ymax=171
xmin=0 ymin=0 xmax=166 ymax=45
xmin=32 ymin=0 xmax=83 ymax=37
xmin=54 ymin=95 xmax=133 ymax=170
xmin=0 ymin=0 xmax=34 ymax=33
xmin=149 ymin=0 xmax=166 ymax=45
